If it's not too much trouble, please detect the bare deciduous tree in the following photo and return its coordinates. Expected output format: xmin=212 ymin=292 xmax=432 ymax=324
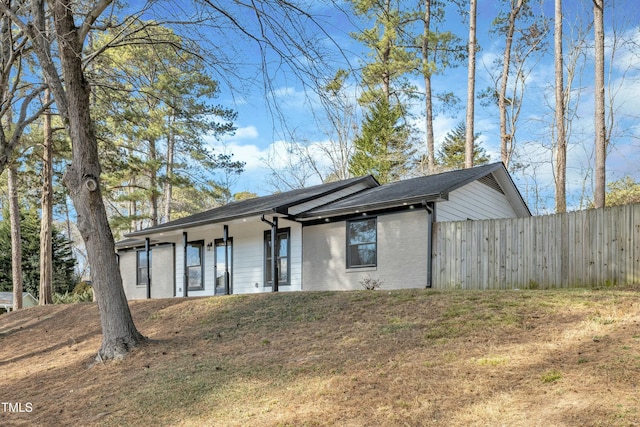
xmin=554 ymin=0 xmax=567 ymax=213
xmin=593 ymin=0 xmax=606 ymax=208
xmin=465 ymin=0 xmax=477 ymax=169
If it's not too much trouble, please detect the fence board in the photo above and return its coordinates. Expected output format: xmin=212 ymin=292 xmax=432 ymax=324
xmin=432 ymin=203 xmax=640 ymax=290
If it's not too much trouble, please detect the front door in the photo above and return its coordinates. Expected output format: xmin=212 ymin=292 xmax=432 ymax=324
xmin=214 ymin=238 xmax=232 ymax=295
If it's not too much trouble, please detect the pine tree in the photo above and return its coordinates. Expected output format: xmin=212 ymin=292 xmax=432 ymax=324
xmin=351 ymin=0 xmax=418 ymax=105
xmin=90 ymin=23 xmax=241 ymax=236
xmin=437 ymin=122 xmax=489 ymax=170
xmin=349 ymin=99 xmax=414 ymax=183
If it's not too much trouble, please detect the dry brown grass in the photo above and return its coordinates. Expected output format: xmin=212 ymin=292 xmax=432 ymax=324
xmin=1 ymin=287 xmax=639 ymax=426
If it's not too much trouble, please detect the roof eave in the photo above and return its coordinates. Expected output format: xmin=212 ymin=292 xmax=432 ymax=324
xmin=123 ymin=208 xmax=277 ymax=239
xmin=300 ymin=193 xmax=448 ymax=220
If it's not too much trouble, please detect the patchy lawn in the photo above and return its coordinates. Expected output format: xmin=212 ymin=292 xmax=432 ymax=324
xmin=1 ymin=287 xmax=639 ymax=426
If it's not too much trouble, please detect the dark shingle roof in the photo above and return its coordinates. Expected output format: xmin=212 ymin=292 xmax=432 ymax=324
xmin=123 ymin=162 xmax=528 ymax=240
xmin=125 ymin=175 xmax=377 ymax=238
xmin=301 ymin=162 xmax=507 ymax=217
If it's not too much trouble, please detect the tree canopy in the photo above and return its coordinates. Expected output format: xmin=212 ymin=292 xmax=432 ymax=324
xmin=605 ymin=177 xmax=640 ymax=207
xmin=89 ymin=23 xmax=243 ymax=236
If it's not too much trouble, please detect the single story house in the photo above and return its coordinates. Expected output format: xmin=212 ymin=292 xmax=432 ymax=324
xmin=116 ymin=162 xmax=530 ymax=299
xmin=0 ymin=292 xmax=38 ymax=313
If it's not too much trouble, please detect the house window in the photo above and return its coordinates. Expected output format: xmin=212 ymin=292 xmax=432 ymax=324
xmin=264 ymin=228 xmax=290 ymax=286
xmin=347 ymin=218 xmax=377 ymax=268
xmin=214 ymin=238 xmax=233 ymax=295
xmin=186 ymin=241 xmax=204 ymax=290
xmin=136 ymin=249 xmax=151 ymax=286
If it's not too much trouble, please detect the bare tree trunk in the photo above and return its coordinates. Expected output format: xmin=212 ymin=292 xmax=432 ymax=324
xmin=50 ymin=0 xmax=144 ymax=360
xmin=164 ymin=112 xmax=175 ymax=223
xmin=499 ymin=0 xmax=524 ymax=168
xmin=422 ymin=0 xmax=435 ymax=173
xmin=465 ymin=0 xmax=477 ymax=169
xmin=381 ymin=0 xmax=392 ymax=102
xmin=149 ymin=139 xmax=158 ymax=226
xmin=129 ymin=149 xmax=137 ymax=231
xmin=8 ymin=165 xmax=22 ymax=311
xmin=39 ymin=88 xmax=53 ymax=304
xmin=593 ymin=0 xmax=606 ymax=208
xmin=554 ymin=0 xmax=567 ymax=213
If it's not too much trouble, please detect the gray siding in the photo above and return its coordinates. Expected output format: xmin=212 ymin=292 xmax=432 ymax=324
xmin=438 ymin=180 xmax=518 ymax=221
xmin=119 ymin=244 xmax=174 ymax=300
xmin=151 ymin=245 xmax=175 ymax=298
xmin=119 ymin=250 xmax=139 ymax=299
xmin=302 ymin=210 xmax=430 ymax=291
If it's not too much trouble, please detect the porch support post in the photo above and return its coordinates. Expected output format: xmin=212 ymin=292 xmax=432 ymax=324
xmin=182 ymin=231 xmax=188 ymax=297
xmin=145 ymin=237 xmax=151 ymax=299
xmin=223 ymin=225 xmax=230 ymax=295
xmin=271 ymin=217 xmax=279 ymax=292
xmin=423 ymin=201 xmax=436 ymax=288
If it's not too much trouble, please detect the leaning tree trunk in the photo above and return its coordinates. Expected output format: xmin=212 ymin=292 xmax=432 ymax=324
xmin=51 ymin=0 xmax=144 ymax=360
xmin=498 ymin=0 xmax=524 ymax=168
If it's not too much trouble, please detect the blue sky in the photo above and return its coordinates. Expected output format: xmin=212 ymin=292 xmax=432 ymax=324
xmin=137 ymin=0 xmax=640 ymax=214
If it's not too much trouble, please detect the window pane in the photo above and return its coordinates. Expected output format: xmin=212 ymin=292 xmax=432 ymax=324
xmin=138 ymin=268 xmax=149 ymax=285
xmin=187 ymin=244 xmax=201 ymax=267
xmin=278 ymin=235 xmax=288 ymax=257
xmin=266 ymin=262 xmax=272 ymax=283
xmin=348 ymin=219 xmax=377 ymax=268
xmin=350 ymin=243 xmax=376 ymax=266
xmin=349 ymin=219 xmax=376 ymax=244
xmin=137 ymin=250 xmax=151 ymax=285
xmin=215 ymin=246 xmax=225 ymax=290
xmin=278 ymin=258 xmax=288 ymax=282
xmin=188 ymin=266 xmax=202 ymax=288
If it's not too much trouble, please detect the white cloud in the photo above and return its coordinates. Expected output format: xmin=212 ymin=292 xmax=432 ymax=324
xmin=209 ymin=141 xmax=266 ymax=171
xmin=233 ymin=125 xmax=260 ymax=140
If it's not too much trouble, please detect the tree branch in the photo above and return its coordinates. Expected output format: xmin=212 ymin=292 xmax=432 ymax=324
xmin=79 ymin=0 xmax=115 ymax=43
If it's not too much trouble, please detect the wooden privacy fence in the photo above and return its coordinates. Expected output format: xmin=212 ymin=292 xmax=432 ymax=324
xmin=432 ymin=203 xmax=640 ymax=290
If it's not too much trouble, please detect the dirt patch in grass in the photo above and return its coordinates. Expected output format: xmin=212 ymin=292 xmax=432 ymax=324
xmin=1 ymin=287 xmax=639 ymax=426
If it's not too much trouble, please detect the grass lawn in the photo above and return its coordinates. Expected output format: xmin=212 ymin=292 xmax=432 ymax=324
xmin=1 ymin=286 xmax=639 ymax=426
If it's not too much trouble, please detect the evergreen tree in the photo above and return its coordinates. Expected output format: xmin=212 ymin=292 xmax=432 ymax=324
xmin=349 ymin=1 xmax=418 ymax=184
xmin=90 ymin=23 xmax=242 ymax=237
xmin=437 ymin=122 xmax=489 ymax=170
xmin=351 ymin=0 xmax=418 ymax=105
xmin=349 ymin=99 xmax=414 ymax=183
xmin=0 ymin=207 xmax=76 ymax=298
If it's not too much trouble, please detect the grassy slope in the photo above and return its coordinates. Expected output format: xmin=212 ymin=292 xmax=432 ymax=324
xmin=1 ymin=287 xmax=639 ymax=426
